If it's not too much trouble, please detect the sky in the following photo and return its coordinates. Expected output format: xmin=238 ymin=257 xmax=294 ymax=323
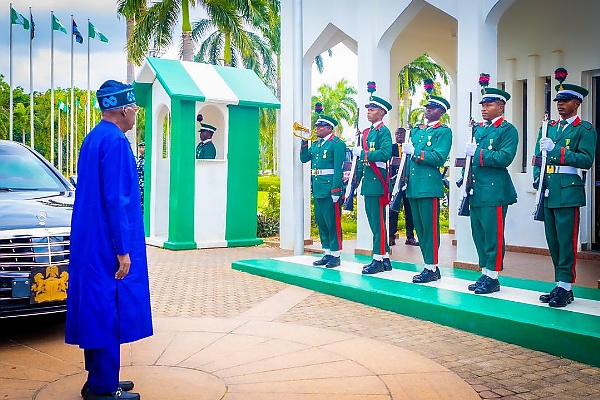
xmin=2 ymin=1 xmax=358 ymax=93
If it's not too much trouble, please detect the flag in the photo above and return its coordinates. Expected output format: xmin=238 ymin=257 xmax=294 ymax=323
xmin=10 ymin=6 xmax=30 ymax=30
xmin=89 ymin=21 xmax=110 ymax=43
xmin=58 ymin=100 xmax=67 ymax=112
xmin=72 ymin=20 xmax=83 ymax=44
xmin=52 ymin=15 xmax=67 ymax=34
xmin=29 ymin=11 xmax=35 ymax=40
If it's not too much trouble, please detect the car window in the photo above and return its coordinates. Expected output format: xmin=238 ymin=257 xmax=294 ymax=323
xmin=0 ymin=145 xmax=65 ymax=191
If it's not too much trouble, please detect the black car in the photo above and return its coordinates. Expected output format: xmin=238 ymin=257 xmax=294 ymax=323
xmin=0 ymin=140 xmax=74 ymax=318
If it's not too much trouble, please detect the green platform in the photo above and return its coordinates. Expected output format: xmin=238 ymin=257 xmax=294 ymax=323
xmin=232 ymin=254 xmax=600 ymax=367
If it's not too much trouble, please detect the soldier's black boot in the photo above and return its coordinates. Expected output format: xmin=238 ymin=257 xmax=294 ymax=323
xmin=362 ymin=260 xmax=385 ymax=275
xmin=382 ymin=258 xmax=392 ymax=271
xmin=539 ymin=287 xmax=560 ymax=303
xmin=548 ymin=287 xmax=574 ymax=308
xmin=313 ymin=255 xmax=332 ymax=266
xmin=468 ymin=275 xmax=487 ymax=291
xmin=325 ymin=256 xmax=341 ymax=268
xmin=412 ymin=268 xmax=441 ymax=283
xmin=474 ymin=275 xmax=500 ymax=294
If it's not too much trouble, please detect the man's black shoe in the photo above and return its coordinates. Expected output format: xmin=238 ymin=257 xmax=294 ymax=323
xmin=389 ymin=235 xmax=396 ymax=246
xmin=468 ymin=275 xmax=487 ymax=291
xmin=412 ymin=268 xmax=441 ymax=283
xmin=539 ymin=287 xmax=560 ymax=303
xmin=325 ymin=256 xmax=340 ymax=268
xmin=362 ymin=260 xmax=385 ymax=274
xmin=405 ymin=237 xmax=419 ymax=246
xmin=84 ymin=389 xmax=140 ymax=400
xmin=474 ymin=276 xmax=500 ymax=294
xmin=382 ymin=258 xmax=392 ymax=271
xmin=362 ymin=259 xmax=375 ymax=271
xmin=81 ymin=381 xmax=134 ymax=397
xmin=548 ymin=287 xmax=574 ymax=308
xmin=313 ymin=255 xmax=332 ymax=266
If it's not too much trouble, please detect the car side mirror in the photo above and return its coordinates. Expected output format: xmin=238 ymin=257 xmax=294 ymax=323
xmin=69 ymin=175 xmax=77 ymax=187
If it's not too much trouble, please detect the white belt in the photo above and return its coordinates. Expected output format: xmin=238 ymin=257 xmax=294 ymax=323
xmin=547 ymin=165 xmax=578 ymax=175
xmin=311 ymin=169 xmax=334 ymax=176
xmin=374 ymin=161 xmax=386 ymax=169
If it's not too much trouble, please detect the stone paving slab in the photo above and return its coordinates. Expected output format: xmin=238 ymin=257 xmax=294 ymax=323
xmin=0 ymin=244 xmax=599 ymax=400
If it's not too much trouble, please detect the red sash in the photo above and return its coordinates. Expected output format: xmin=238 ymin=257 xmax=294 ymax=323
xmin=362 ymin=127 xmax=390 ymax=205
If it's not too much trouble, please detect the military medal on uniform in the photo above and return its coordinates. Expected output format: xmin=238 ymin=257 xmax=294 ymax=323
xmin=427 ymin=135 xmax=432 ymax=146
xmin=488 ymin=138 xmax=493 ymax=150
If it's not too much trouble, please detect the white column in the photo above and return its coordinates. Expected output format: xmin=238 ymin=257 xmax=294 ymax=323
xmin=279 ymin=0 xmax=297 ymax=250
xmin=453 ymin=0 xmax=498 ymax=266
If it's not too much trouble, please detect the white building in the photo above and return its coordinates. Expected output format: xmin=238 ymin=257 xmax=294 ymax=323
xmin=280 ymin=0 xmax=600 ymax=266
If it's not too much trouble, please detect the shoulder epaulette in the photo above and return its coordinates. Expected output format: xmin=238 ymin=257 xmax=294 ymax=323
xmin=580 ymin=120 xmax=593 ymax=130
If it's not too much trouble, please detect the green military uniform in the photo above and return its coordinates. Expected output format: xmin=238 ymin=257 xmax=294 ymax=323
xmin=195 ymin=140 xmax=216 ymax=159
xmin=406 ymin=121 xmax=452 ymax=265
xmin=300 ymin=128 xmax=347 ymax=252
xmin=470 ymin=117 xmax=518 ymax=272
xmin=196 ymin=122 xmax=217 ymax=159
xmin=356 ymin=121 xmax=393 ymax=256
xmin=534 ymin=116 xmax=597 ymax=283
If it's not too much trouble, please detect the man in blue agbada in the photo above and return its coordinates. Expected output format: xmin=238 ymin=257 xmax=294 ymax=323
xmin=66 ymin=80 xmax=153 ymax=400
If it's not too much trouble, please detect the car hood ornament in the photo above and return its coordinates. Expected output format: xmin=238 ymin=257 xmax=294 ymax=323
xmin=36 ymin=211 xmax=47 ymax=226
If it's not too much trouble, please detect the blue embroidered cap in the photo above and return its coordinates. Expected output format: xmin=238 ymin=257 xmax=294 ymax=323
xmin=96 ymin=80 xmax=136 ymax=111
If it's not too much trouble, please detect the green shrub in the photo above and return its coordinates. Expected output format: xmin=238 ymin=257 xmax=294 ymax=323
xmin=258 ymin=175 xmax=280 ymax=192
xmin=257 ymin=187 xmax=280 ymax=238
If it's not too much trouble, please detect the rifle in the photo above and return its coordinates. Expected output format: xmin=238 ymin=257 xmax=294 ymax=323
xmin=343 ymin=108 xmax=361 ymax=211
xmin=533 ymin=82 xmax=550 ymax=221
xmin=389 ymin=129 xmax=411 ymax=212
xmin=458 ymin=92 xmax=475 ymax=217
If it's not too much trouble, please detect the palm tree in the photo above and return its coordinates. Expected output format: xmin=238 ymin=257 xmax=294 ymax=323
xmin=116 ymin=0 xmax=147 ymax=83
xmin=397 ymin=54 xmax=449 ymax=126
xmin=311 ymin=79 xmax=358 ymax=137
xmin=123 ymin=0 xmax=194 ymax=64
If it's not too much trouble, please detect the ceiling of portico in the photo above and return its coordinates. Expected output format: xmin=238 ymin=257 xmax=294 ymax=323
xmin=388 ymin=2 xmax=457 ymax=81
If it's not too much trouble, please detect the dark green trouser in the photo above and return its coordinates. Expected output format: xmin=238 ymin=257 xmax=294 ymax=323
xmin=543 ymin=206 xmax=579 ymax=283
xmin=470 ymin=205 xmax=508 ymax=272
xmin=409 ymin=197 xmax=440 ymax=265
xmin=314 ymin=197 xmax=342 ymax=251
xmin=364 ymin=195 xmax=389 ymax=256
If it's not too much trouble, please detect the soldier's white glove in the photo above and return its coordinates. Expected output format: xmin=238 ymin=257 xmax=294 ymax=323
xmin=465 ymin=142 xmax=477 ymax=157
xmin=539 ymin=137 xmax=555 ymax=152
xmin=352 ymin=146 xmax=362 ymax=157
xmin=331 ymin=195 xmax=340 ymax=203
xmin=402 ymin=142 xmax=415 ymax=156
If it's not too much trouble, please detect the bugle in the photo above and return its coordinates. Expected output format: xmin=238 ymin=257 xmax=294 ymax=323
xmin=293 ymin=122 xmax=316 ymax=141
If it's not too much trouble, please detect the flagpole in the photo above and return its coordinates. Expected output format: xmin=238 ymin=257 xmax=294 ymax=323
xmin=66 ymin=103 xmax=69 ymax=174
xmin=70 ymin=15 xmax=74 ymax=177
xmin=58 ymin=103 xmax=62 ymax=173
xmin=9 ymin=3 xmax=14 ymax=141
xmin=50 ymin=11 xmax=55 ymax=165
xmin=29 ymin=7 xmax=34 ymax=149
xmin=86 ymin=19 xmax=90 ymax=136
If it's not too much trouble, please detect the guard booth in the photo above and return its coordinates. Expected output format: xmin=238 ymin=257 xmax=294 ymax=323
xmin=133 ymin=58 xmax=280 ymax=250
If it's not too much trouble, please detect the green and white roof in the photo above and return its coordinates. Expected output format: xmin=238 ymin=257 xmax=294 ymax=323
xmin=135 ymin=57 xmax=280 ymax=108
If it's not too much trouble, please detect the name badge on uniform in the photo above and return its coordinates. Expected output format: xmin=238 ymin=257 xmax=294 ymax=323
xmin=488 ymin=138 xmax=494 ymax=150
xmin=565 ymin=138 xmax=570 ymax=150
xmin=323 ymin=150 xmax=327 ymax=159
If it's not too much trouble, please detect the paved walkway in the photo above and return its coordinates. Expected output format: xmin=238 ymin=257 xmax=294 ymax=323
xmin=0 ymin=244 xmax=599 ymax=399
